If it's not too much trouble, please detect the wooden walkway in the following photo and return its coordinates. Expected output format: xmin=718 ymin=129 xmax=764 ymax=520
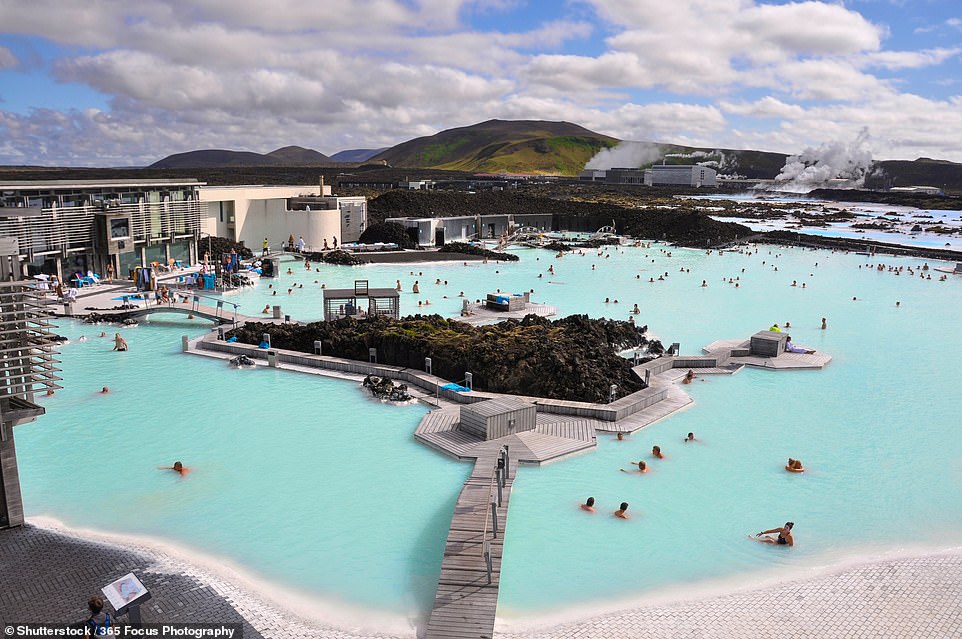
xmin=426 ymin=444 xmax=518 ymax=639
xmin=120 ymin=302 xmax=258 ymax=325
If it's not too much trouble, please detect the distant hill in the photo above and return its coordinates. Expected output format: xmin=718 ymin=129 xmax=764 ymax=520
xmin=265 ymin=146 xmax=330 ymax=163
xmin=150 ymin=146 xmax=330 ymax=169
xmin=874 ymin=158 xmax=962 ymax=191
xmin=330 ymin=148 xmax=388 ymax=162
xmin=372 ymin=119 xmax=618 ymax=175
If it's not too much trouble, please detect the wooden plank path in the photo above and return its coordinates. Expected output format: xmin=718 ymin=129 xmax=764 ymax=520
xmin=426 ymin=444 xmax=519 ymax=639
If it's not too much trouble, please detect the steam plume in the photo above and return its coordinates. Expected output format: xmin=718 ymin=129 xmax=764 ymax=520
xmin=774 ymin=128 xmax=874 ymax=192
xmin=585 ymin=142 xmax=662 ymax=170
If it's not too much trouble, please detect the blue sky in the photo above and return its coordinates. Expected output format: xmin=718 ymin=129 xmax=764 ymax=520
xmin=0 ymin=0 xmax=960 ymax=166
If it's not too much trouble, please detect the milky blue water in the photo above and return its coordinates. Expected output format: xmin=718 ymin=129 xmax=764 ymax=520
xmin=17 ymin=239 xmax=962 ymax=620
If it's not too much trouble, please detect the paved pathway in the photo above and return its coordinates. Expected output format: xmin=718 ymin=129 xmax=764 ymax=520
xmin=0 ymin=523 xmax=263 ymax=637
xmin=497 ymin=550 xmax=962 ymax=639
xmin=3 ymin=522 xmax=960 ymax=638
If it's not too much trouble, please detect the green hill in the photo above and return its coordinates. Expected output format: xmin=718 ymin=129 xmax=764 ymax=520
xmin=371 ymin=119 xmax=618 ymax=175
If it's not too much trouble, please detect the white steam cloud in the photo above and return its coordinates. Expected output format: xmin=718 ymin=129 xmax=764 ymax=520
xmin=585 ymin=141 xmax=663 ymax=170
xmin=774 ymin=128 xmax=874 ymax=192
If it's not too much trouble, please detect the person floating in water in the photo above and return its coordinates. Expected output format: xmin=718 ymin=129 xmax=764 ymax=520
xmin=753 ymin=522 xmax=794 ymax=546
xmin=682 ymin=369 xmax=696 ymax=384
xmin=100 ymin=386 xmax=109 ymax=394
xmin=161 ymin=461 xmax=189 ymax=476
xmin=684 ymin=432 xmax=695 ymax=443
xmin=652 ymin=445 xmax=664 ymax=459
xmin=614 ymin=502 xmax=630 ymax=519
xmin=580 ymin=497 xmax=595 ymax=512
xmin=786 ymin=458 xmax=805 ymax=472
xmin=621 ymin=460 xmax=648 ymax=473
xmin=112 ymin=333 xmax=128 ymax=351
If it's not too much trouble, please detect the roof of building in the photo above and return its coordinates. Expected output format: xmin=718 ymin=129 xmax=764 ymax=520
xmin=0 ymin=179 xmax=205 ymax=190
xmin=462 ymin=396 xmax=533 ymax=417
xmin=322 ymin=287 xmax=400 ymax=299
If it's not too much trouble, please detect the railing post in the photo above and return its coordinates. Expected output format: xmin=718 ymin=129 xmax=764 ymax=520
xmin=483 ymin=540 xmax=493 ymax=585
xmin=496 ymin=467 xmax=503 ymax=506
xmin=500 ymin=445 xmax=510 ymax=482
xmin=490 ymin=496 xmax=499 ymax=539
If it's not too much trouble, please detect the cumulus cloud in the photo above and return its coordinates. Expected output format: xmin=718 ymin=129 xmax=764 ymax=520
xmin=0 ymin=0 xmax=961 ymax=165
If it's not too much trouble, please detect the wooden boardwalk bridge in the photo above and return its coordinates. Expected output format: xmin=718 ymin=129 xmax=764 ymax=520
xmin=426 ymin=444 xmax=518 ymax=639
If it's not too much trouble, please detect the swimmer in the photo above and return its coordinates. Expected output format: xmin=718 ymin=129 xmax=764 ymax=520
xmin=160 ymin=461 xmax=190 ymax=476
xmin=262 ymin=305 xmax=270 ymax=314
xmin=580 ymin=497 xmax=596 ymax=512
xmin=621 ymin=461 xmax=648 ymax=473
xmin=614 ymin=502 xmax=630 ymax=519
xmin=632 ymin=304 xmax=640 ymax=314
xmin=684 ymin=432 xmax=695 ymax=442
xmin=112 ymin=333 xmax=128 ymax=352
xmin=100 ymin=386 xmax=109 ymax=394
xmin=616 ymin=431 xmax=625 ymax=441
xmin=99 ymin=332 xmax=107 ymax=338
xmin=78 ymin=335 xmax=87 ymax=342
xmin=786 ymin=458 xmax=805 ymax=473
xmin=682 ymin=369 xmax=696 ymax=384
xmin=652 ymin=445 xmax=664 ymax=459
xmin=821 ymin=317 xmax=827 ymax=330
xmin=753 ymin=522 xmax=794 ymax=546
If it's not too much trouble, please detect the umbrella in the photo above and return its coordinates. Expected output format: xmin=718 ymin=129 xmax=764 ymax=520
xmin=33 ymin=274 xmax=50 ymax=280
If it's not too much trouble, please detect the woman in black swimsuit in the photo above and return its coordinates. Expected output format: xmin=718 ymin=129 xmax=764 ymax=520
xmin=754 ymin=522 xmax=794 ymax=546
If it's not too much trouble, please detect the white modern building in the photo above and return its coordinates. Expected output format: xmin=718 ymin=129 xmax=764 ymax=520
xmin=0 ymin=179 xmax=204 ymax=280
xmin=386 ymin=213 xmax=552 ymax=247
xmin=645 ymin=165 xmax=717 ymax=187
xmin=199 ymin=184 xmax=367 ymax=252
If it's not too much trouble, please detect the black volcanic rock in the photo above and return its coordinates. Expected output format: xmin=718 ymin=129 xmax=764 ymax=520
xmin=359 ymin=222 xmax=419 ymax=249
xmin=438 ymin=242 xmax=519 ymax=261
xmin=228 ymin=314 xmax=662 ymax=402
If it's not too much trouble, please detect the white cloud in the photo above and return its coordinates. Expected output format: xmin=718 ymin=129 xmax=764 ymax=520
xmin=1 ymin=0 xmax=962 ymax=165
xmin=0 ymin=45 xmax=18 ymax=69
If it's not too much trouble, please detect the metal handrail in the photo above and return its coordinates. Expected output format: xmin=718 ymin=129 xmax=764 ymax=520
xmin=479 ymin=470 xmax=497 ymax=555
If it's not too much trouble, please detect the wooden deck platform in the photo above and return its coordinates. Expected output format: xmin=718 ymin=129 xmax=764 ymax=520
xmin=414 ymin=408 xmax=597 ymax=464
xmin=426 ymin=445 xmax=518 ymax=639
xmin=703 ymin=338 xmax=832 ymax=370
xmin=456 ymin=301 xmax=557 ymax=325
